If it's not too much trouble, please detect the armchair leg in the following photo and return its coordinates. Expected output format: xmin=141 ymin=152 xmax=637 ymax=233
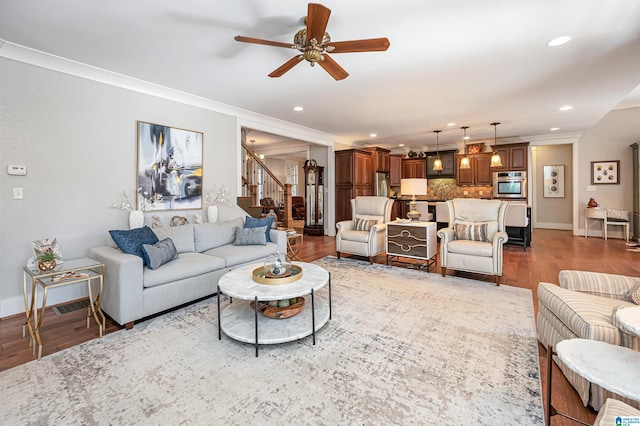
xmin=368 ymin=256 xmax=373 ymax=265
xmin=441 ymin=267 xmax=446 ymax=277
xmin=495 ymin=275 xmax=500 ymax=286
xmin=337 ymin=251 xmax=341 ymax=259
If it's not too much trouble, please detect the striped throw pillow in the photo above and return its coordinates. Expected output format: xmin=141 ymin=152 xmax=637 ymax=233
xmin=629 ymin=283 xmax=640 ymax=305
xmin=354 ymin=218 xmax=377 ymax=231
xmin=454 ymin=223 xmax=489 ymax=242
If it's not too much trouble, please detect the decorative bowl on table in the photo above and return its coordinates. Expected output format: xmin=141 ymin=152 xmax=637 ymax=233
xmin=252 ymin=264 xmax=303 ymax=285
xmin=250 ymin=297 xmax=306 ymax=319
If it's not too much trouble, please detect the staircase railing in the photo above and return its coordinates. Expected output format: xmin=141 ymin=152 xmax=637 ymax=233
xmin=241 ymin=141 xmax=293 ymax=229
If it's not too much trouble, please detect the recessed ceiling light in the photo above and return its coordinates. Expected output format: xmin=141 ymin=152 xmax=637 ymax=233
xmin=447 ymin=122 xmax=456 ymax=126
xmin=399 ymin=143 xmax=405 ymax=147
xmin=293 ymin=106 xmax=304 ymax=111
xmin=550 ymin=127 xmax=560 ymax=131
xmin=547 ymin=36 xmax=572 ymax=47
xmin=559 ymin=105 xmax=573 ymax=111
xmin=370 ymin=133 xmax=377 ymax=138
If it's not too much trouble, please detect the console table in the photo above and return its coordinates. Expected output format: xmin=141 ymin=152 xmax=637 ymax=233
xmin=385 ymin=221 xmax=437 ymax=271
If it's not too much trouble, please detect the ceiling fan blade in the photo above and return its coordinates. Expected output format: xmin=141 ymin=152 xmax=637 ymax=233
xmin=318 ymin=54 xmax=349 ymax=81
xmin=306 ymin=3 xmax=331 ymax=44
xmin=234 ymin=35 xmax=294 ymax=49
xmin=328 ymin=38 xmax=391 ymax=53
xmin=268 ymin=56 xmax=303 ymax=78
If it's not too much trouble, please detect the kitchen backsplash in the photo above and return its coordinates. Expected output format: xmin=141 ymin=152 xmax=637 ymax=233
xmin=391 ymin=178 xmax=493 ymax=200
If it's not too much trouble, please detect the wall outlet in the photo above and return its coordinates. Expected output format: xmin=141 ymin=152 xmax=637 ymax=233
xmin=479 ymin=190 xmax=483 ymax=196
xmin=586 ymin=185 xmax=597 ymax=192
xmin=8 ymin=165 xmax=27 ymax=176
xmin=463 ymin=190 xmax=469 ymax=196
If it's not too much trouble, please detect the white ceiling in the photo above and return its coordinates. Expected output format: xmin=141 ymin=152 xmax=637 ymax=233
xmin=1 ymin=0 xmax=640 ymax=156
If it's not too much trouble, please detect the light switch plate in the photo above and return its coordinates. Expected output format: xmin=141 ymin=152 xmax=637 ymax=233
xmin=13 ymin=188 xmax=24 ymax=199
xmin=586 ymin=185 xmax=597 ymax=192
xmin=8 ymin=165 xmax=27 ymax=176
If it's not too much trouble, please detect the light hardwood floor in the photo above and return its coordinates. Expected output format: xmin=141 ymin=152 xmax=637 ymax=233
xmin=2 ymin=229 xmax=637 ymax=424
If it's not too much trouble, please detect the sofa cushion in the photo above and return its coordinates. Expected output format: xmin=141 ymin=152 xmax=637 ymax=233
xmin=339 ymin=230 xmax=371 ymax=243
xmin=204 ymin=242 xmax=278 ymax=268
xmin=109 ymin=226 xmax=159 ymax=264
xmin=454 ymin=222 xmax=489 ymax=242
xmin=354 ymin=218 xmax=376 ymax=231
xmin=537 ymin=282 xmax=634 ymax=344
xmin=141 ymin=238 xmax=178 ymax=270
xmin=194 ymin=218 xmax=242 ymax=252
xmin=143 ymin=252 xmax=226 ymax=288
xmin=153 ymin=224 xmax=195 ymax=253
xmin=234 ymin=226 xmax=267 ymax=246
xmin=447 ymin=239 xmax=493 ymax=257
xmin=245 ymin=216 xmax=275 ymax=242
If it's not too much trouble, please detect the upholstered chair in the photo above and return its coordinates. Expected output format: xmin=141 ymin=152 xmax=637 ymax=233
xmin=336 ymin=196 xmax=394 ymax=264
xmin=292 ymin=196 xmax=306 ymax=219
xmin=437 ymin=198 xmax=509 ymax=285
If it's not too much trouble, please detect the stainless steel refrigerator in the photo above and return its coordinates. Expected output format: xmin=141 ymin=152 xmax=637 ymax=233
xmin=375 ymin=172 xmax=390 ymax=197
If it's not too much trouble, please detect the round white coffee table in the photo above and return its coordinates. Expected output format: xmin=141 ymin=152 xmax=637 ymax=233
xmin=616 ymin=306 xmax=640 ymax=337
xmin=217 ymin=262 xmax=331 ymax=356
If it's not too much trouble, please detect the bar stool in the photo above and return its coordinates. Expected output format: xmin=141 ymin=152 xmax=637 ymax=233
xmin=605 ymin=208 xmax=630 ymax=242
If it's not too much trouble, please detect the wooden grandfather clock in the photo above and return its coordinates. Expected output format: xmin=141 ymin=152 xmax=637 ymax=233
xmin=303 ymin=159 xmax=324 ymax=236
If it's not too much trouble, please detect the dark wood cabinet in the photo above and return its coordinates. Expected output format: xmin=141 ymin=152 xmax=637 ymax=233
xmin=402 ymin=158 xmax=426 ymax=178
xmin=490 ymin=143 xmax=529 ymax=171
xmin=335 ymin=149 xmax=373 ymax=223
xmin=390 ymin=155 xmax=403 ymax=187
xmin=456 ymin=153 xmax=493 ymax=186
xmin=363 ymin=147 xmax=390 ymax=172
xmin=390 ymin=199 xmax=403 ymax=220
xmin=426 ymin=150 xmax=456 ymax=178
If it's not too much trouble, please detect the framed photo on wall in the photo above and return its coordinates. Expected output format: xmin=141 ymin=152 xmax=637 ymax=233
xmin=543 ymin=165 xmax=565 ymax=198
xmin=591 ymin=160 xmax=620 ymax=184
xmin=137 ymin=121 xmax=204 ymax=210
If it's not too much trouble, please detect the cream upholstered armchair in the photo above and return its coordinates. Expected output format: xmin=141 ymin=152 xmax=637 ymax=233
xmin=336 ymin=196 xmax=394 ymax=264
xmin=437 ymin=198 xmax=509 ymax=285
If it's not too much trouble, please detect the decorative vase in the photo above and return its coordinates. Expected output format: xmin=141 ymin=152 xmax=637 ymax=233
xmin=587 ymin=198 xmax=598 ymax=208
xmin=129 ymin=210 xmax=144 ymax=229
xmin=38 ymin=260 xmax=56 ymax=271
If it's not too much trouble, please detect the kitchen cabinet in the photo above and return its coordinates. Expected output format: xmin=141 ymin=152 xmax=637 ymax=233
xmin=491 ymin=143 xmax=529 ymax=172
xmin=402 ymin=158 xmax=426 ymax=178
xmin=363 ymin=147 xmax=390 ymax=172
xmin=456 ymin=153 xmax=493 ymax=186
xmin=335 ymin=149 xmax=372 ymax=223
xmin=426 ymin=150 xmax=456 ymax=178
xmin=390 ymin=155 xmax=403 ymax=187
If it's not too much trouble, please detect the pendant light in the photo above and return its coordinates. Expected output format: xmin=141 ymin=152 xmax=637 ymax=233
xmin=460 ymin=126 xmax=471 ymax=169
xmin=433 ymin=130 xmax=443 ymax=171
xmin=490 ymin=122 xmax=503 ymax=167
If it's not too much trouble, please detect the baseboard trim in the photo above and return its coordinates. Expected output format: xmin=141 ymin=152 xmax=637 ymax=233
xmin=534 ymin=222 xmax=572 ymax=230
xmin=1 ymin=285 xmax=88 ymax=319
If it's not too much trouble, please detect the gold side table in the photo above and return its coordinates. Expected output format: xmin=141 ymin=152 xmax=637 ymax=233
xmin=23 ymin=257 xmax=105 ymax=360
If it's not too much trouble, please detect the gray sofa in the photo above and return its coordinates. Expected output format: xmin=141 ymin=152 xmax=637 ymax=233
xmin=89 ymin=206 xmax=286 ymax=328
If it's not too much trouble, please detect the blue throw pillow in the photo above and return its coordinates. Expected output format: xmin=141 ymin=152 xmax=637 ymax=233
xmin=141 ymin=238 xmax=178 ymax=270
xmin=109 ymin=226 xmax=159 ymax=265
xmin=244 ymin=216 xmax=274 ymax=242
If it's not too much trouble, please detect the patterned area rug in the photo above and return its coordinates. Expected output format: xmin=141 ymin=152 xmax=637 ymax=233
xmin=1 ymin=256 xmax=543 ymax=425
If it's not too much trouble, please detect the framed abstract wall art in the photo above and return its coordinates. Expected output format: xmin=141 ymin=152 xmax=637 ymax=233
xmin=137 ymin=121 xmax=203 ymax=210
xmin=543 ymin=165 xmax=565 ymax=198
xmin=591 ymin=160 xmax=619 ymax=185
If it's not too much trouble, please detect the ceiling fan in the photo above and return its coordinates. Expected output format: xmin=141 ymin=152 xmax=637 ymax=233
xmin=234 ymin=3 xmax=390 ymax=80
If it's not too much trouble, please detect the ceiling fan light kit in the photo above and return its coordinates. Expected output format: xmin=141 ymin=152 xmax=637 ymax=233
xmin=234 ymin=3 xmax=390 ymax=80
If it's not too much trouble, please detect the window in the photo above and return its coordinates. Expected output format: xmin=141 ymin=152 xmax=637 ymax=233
xmin=285 ymin=161 xmax=298 ymax=196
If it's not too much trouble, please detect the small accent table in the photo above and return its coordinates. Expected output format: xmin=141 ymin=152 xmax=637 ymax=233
xmin=584 ymin=207 xmax=607 ymax=239
xmin=546 ymin=339 xmax=640 ymax=425
xmin=217 ymin=262 xmax=331 ymax=357
xmin=385 ymin=221 xmax=437 ymax=271
xmin=23 ymin=257 xmax=105 ymax=360
xmin=283 ymin=229 xmax=304 ymax=261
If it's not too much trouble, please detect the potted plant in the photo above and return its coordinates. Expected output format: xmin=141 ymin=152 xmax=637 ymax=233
xmin=37 ymin=250 xmax=59 ymax=271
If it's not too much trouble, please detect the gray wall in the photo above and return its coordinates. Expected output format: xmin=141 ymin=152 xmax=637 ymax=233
xmin=578 ymin=107 xmax=640 ymax=236
xmin=534 ymin=145 xmax=573 ymax=228
xmin=0 ymin=57 xmax=238 ymax=316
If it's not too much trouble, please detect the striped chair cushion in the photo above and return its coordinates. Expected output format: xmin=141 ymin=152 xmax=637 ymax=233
xmin=559 ymin=270 xmax=640 ymax=300
xmin=594 ymin=398 xmax=640 ymax=425
xmin=537 ymin=282 xmax=634 ymax=344
xmin=354 ymin=218 xmax=377 ymax=231
xmin=454 ymin=222 xmax=489 ymax=242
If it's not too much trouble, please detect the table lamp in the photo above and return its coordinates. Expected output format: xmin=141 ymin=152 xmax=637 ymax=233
xmin=401 ymin=178 xmax=428 ymax=221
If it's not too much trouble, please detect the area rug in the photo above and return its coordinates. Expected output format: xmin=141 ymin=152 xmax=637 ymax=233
xmin=0 ymin=256 xmax=544 ymax=425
